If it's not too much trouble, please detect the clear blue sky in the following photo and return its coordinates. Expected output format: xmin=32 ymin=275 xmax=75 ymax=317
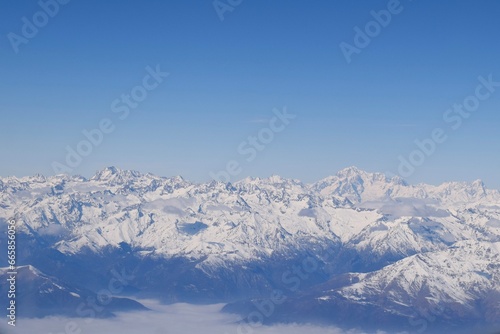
xmin=1 ymin=0 xmax=500 ymax=187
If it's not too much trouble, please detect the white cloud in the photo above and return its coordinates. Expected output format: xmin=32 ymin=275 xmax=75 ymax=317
xmin=1 ymin=302 xmax=379 ymax=334
xmin=360 ymin=198 xmax=449 ymax=218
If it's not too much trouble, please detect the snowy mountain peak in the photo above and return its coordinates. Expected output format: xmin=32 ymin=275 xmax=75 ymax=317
xmin=167 ymin=175 xmax=185 ymax=183
xmin=91 ymin=166 xmax=120 ymax=180
xmin=335 ymin=166 xmax=366 ymax=178
xmin=267 ymin=174 xmax=286 ymax=183
xmin=0 ymin=265 xmax=42 ymax=277
xmin=19 ymin=264 xmax=43 ymax=276
xmin=472 ymin=179 xmax=486 ymax=192
xmin=90 ymin=166 xmax=142 ymax=183
xmin=389 ymin=174 xmax=408 ymax=186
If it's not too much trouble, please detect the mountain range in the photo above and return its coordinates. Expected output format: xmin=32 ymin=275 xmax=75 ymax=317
xmin=1 ymin=166 xmax=499 ymax=333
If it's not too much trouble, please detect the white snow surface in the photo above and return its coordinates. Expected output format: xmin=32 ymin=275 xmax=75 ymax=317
xmin=1 ymin=166 xmax=499 ymax=267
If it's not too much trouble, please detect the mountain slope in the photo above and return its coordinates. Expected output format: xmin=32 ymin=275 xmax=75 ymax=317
xmin=0 ymin=166 xmax=499 ymax=331
xmin=0 ymin=265 xmax=147 ymax=318
xmin=224 ymin=241 xmax=500 ymax=333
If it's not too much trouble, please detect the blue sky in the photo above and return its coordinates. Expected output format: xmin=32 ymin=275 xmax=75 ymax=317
xmin=1 ymin=0 xmax=500 ymax=187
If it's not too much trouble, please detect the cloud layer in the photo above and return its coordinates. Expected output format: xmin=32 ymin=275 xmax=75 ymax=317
xmin=0 ymin=301 xmax=384 ymax=334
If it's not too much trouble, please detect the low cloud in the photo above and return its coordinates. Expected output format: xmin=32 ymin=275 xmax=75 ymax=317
xmin=360 ymin=198 xmax=449 ymax=218
xmin=37 ymin=224 xmax=67 ymax=236
xmin=0 ymin=302 xmax=385 ymax=334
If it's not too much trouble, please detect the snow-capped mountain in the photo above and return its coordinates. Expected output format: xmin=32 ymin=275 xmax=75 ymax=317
xmin=0 ymin=265 xmax=147 ymax=318
xmin=3 ymin=166 xmax=498 ymax=262
xmin=226 ymin=240 xmax=499 ymax=333
xmin=1 ymin=167 xmax=499 ymax=332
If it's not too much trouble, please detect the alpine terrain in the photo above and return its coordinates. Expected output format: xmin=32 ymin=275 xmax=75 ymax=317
xmin=1 ymin=166 xmax=499 ymax=333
